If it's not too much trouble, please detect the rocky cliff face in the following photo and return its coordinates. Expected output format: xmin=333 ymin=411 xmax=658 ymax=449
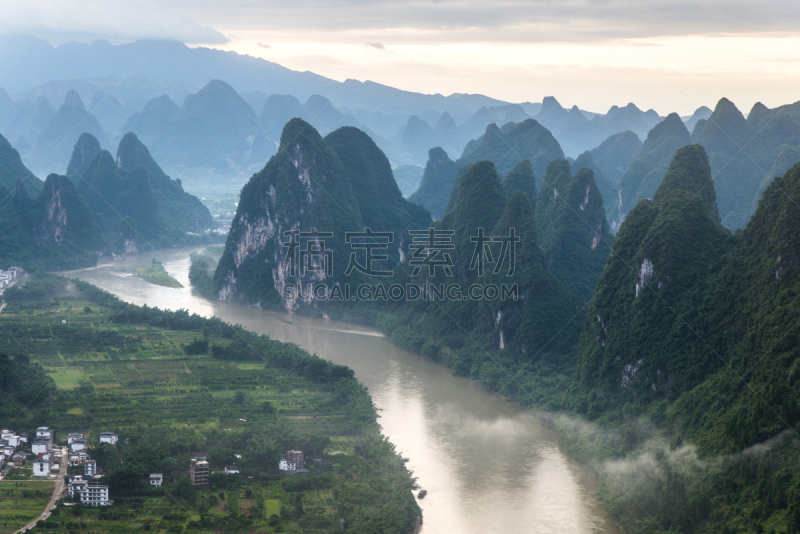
xmin=39 ymin=179 xmax=68 ymax=245
xmin=213 ymin=119 xmax=431 ymax=312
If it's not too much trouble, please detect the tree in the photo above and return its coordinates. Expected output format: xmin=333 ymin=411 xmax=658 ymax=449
xmin=173 ymin=475 xmax=196 ymax=503
xmin=234 ymin=391 xmax=245 ymax=404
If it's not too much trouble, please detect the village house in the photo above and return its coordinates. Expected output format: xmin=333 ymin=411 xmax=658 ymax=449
xmin=68 ymin=476 xmax=111 ymax=506
xmin=278 ymin=449 xmax=305 ymax=472
xmin=286 ymin=449 xmax=304 ymax=466
xmin=278 ymin=457 xmax=296 ymax=471
xmin=224 ymin=465 xmax=240 ymax=475
xmin=189 ymin=459 xmax=209 ymax=487
xmin=32 ymin=439 xmax=50 ymax=455
xmin=3 ymin=435 xmax=21 ymax=448
xmin=69 ymin=451 xmax=89 ymax=466
xmin=36 ymin=427 xmax=54 ymax=446
xmin=99 ymin=432 xmax=118 ymax=445
xmin=67 ymin=433 xmax=85 ymax=445
xmin=3 ymin=445 xmax=14 ymax=458
xmin=11 ymin=451 xmax=26 ymax=466
xmin=84 ymin=459 xmax=97 ymax=476
xmin=70 ymin=439 xmax=87 ymax=452
xmin=18 ymin=432 xmax=27 ymax=444
xmin=33 ymin=453 xmax=53 ymax=477
xmin=149 ymin=474 xmax=163 ymax=487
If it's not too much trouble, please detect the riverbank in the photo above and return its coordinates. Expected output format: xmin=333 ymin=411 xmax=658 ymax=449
xmin=63 ymin=247 xmax=618 ymax=534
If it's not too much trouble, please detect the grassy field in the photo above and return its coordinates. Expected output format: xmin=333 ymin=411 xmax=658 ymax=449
xmin=0 ymin=481 xmax=54 ymax=534
xmin=134 ymin=260 xmax=183 ymax=289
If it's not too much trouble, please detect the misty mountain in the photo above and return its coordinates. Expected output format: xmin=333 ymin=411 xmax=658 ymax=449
xmin=535 ymin=97 xmax=662 ymax=157
xmin=611 ymin=113 xmax=692 ymax=231
xmin=66 ymin=131 xmax=213 ymax=253
xmin=393 ymin=164 xmax=424 ymax=198
xmin=88 ymin=89 xmax=128 ymax=135
xmin=0 ymin=91 xmax=55 ymax=155
xmin=588 ymin=130 xmax=642 ymax=184
xmin=124 ymin=79 xmax=261 ymax=175
xmin=458 ymin=120 xmax=565 ymax=183
xmin=694 ymin=97 xmax=800 ymax=230
xmin=0 ymin=34 xmax=509 ymax=120
xmin=683 ymin=105 xmax=712 ymax=133
xmin=408 ymin=147 xmax=460 ymax=219
xmin=23 ymin=89 xmax=108 ymax=178
xmin=0 ymin=133 xmax=43 ymax=195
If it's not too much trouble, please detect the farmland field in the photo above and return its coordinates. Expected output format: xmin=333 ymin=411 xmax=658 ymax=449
xmin=0 ymin=481 xmax=54 ymax=534
xmin=0 ymin=275 xmax=420 ymax=533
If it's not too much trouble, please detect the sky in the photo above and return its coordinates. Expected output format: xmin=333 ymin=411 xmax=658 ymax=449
xmin=2 ymin=0 xmax=800 ymax=115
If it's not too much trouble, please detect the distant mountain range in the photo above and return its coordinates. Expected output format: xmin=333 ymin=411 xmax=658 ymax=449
xmin=0 ymin=33 xmax=708 ymax=178
xmin=0 ymin=33 xmax=798 ymax=235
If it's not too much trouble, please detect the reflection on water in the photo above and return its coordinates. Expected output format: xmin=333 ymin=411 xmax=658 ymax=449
xmin=66 ymin=248 xmax=617 ymax=534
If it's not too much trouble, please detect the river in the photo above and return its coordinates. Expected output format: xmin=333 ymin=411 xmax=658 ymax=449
xmin=67 ymin=247 xmax=617 ymax=534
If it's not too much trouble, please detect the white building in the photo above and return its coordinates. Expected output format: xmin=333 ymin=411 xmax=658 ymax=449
xmin=67 ymin=433 xmax=85 ymax=445
xmin=70 ymin=439 xmax=86 ymax=452
xmin=224 ymin=466 xmax=239 ymax=474
xmin=3 ymin=446 xmax=14 ymax=458
xmin=68 ymin=477 xmax=111 ymax=506
xmin=84 ymin=460 xmax=97 ymax=476
xmin=0 ymin=429 xmax=13 ymax=439
xmin=36 ymin=427 xmax=53 ymax=447
xmin=149 ymin=474 xmax=163 ymax=488
xmin=33 ymin=454 xmax=52 ymax=477
xmin=278 ymin=458 xmax=297 ymax=471
xmin=69 ymin=451 xmax=89 ymax=466
xmin=99 ymin=432 xmax=118 ymax=445
xmin=32 ymin=439 xmax=49 ymax=454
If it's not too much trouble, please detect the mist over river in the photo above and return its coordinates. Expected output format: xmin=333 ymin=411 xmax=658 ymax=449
xmin=67 ymin=248 xmax=617 ymax=534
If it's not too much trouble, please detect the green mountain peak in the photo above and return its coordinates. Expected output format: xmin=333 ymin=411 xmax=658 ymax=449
xmin=653 ymin=144 xmax=720 ymax=222
xmin=66 ymin=132 xmax=102 ymax=184
xmin=502 ymin=159 xmax=537 ymax=206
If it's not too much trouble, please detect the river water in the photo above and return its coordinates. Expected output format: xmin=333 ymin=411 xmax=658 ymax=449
xmin=67 ymin=248 xmax=616 ymax=534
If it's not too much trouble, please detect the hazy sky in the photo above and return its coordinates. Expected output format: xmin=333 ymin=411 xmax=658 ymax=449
xmin=3 ymin=0 xmax=800 ymax=114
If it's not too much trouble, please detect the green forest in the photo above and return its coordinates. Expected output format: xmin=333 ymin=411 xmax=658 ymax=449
xmin=200 ymin=114 xmax=800 ymax=534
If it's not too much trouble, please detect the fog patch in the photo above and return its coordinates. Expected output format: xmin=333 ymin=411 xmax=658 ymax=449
xmin=433 ymin=402 xmax=534 ymax=443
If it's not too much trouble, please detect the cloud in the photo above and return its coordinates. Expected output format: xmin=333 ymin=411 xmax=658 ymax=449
xmin=5 ymin=1 xmax=800 ymax=49
xmin=193 ymin=0 xmax=800 ymax=44
xmin=0 ymin=1 xmax=229 ymax=46
xmin=365 ymin=42 xmax=385 ymax=50
xmin=256 ymin=42 xmax=272 ymax=49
